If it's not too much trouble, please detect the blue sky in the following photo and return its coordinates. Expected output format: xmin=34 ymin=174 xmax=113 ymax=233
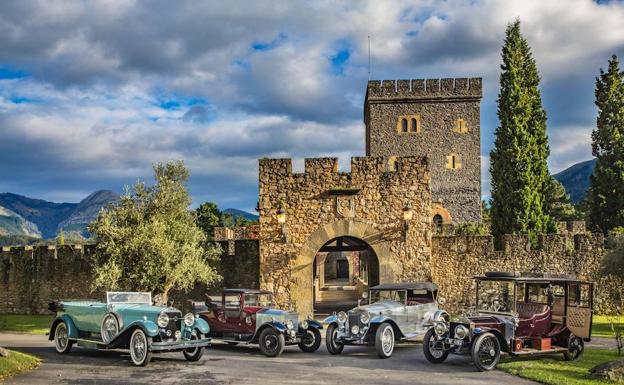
xmin=1 ymin=0 xmax=623 ymax=211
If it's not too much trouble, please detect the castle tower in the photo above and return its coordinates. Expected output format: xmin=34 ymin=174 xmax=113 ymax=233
xmin=364 ymin=78 xmax=482 ymax=224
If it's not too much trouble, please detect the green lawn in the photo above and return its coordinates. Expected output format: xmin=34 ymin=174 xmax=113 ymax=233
xmin=0 ymin=315 xmax=52 ymax=334
xmin=592 ymin=315 xmax=624 ymax=338
xmin=499 ymin=348 xmax=619 ymax=385
xmin=0 ymin=350 xmax=40 ymax=381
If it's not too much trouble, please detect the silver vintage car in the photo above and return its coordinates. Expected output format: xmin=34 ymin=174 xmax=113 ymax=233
xmin=324 ymin=282 xmax=448 ymax=358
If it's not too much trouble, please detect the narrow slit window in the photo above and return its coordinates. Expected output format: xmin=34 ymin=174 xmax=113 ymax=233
xmin=401 ymin=118 xmax=408 ymax=132
xmin=446 ymin=154 xmax=462 ymax=169
xmin=410 ymin=118 xmax=418 ymax=132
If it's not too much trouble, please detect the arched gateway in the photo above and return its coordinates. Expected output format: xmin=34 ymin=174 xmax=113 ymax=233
xmin=257 ymin=157 xmax=434 ymax=318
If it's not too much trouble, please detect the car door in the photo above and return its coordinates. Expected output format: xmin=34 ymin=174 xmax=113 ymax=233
xmin=223 ymin=293 xmax=243 ymax=332
xmin=566 ymin=282 xmax=592 ymax=339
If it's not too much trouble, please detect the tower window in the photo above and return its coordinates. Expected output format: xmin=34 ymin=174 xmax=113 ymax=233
xmin=433 ymin=214 xmax=444 ymax=231
xmin=397 ymin=114 xmax=420 ymax=133
xmin=454 ymin=118 xmax=468 ymax=133
xmin=446 ymin=153 xmax=462 ymax=169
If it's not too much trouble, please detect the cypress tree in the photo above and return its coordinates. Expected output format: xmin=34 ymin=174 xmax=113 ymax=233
xmin=490 ymin=20 xmax=553 ymax=245
xmin=588 ymin=55 xmax=624 ymax=233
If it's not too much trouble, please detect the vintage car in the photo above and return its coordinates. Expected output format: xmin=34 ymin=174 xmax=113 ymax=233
xmin=423 ymin=272 xmax=593 ymax=371
xmin=324 ymin=282 xmax=447 ymax=358
xmin=193 ymin=288 xmax=323 ymax=357
xmin=48 ymin=292 xmax=211 ymax=366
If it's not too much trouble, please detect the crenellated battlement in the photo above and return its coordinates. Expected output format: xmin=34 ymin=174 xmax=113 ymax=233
xmin=366 ymin=78 xmax=482 ymax=100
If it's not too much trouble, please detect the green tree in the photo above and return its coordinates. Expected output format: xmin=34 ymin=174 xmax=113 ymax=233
xmin=89 ymin=161 xmax=221 ymax=303
xmin=56 ymin=229 xmax=65 ymax=246
xmin=546 ymin=177 xmax=579 ymax=221
xmin=588 ymin=55 xmax=624 ymax=233
xmin=490 ymin=20 xmax=553 ymax=245
xmin=196 ymin=202 xmax=221 ymax=241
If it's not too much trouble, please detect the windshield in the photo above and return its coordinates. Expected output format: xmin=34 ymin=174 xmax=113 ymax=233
xmin=107 ymin=292 xmax=152 ymax=305
xmin=476 ymin=280 xmax=515 ymax=313
xmin=244 ymin=293 xmax=274 ymax=307
xmin=370 ymin=289 xmax=406 ymax=304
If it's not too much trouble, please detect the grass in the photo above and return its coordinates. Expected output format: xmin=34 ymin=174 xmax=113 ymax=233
xmin=0 ymin=350 xmax=40 ymax=381
xmin=592 ymin=315 xmax=624 ymax=338
xmin=0 ymin=315 xmax=52 ymax=334
xmin=499 ymin=348 xmax=619 ymax=385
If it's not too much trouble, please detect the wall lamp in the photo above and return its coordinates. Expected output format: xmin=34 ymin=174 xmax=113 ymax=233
xmin=402 ymin=203 xmax=414 ymax=241
xmin=276 ymin=207 xmax=288 ymax=242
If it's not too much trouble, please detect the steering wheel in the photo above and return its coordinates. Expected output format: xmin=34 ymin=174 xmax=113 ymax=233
xmin=490 ymin=299 xmax=502 ymax=312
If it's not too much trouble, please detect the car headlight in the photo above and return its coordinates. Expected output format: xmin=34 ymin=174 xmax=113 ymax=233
xmin=184 ymin=313 xmax=195 ymax=327
xmin=300 ymin=320 xmax=309 ymax=329
xmin=351 ymin=325 xmax=360 ymax=334
xmin=157 ymin=312 xmax=169 ymax=328
xmin=434 ymin=321 xmax=448 ymax=336
xmin=454 ymin=324 xmax=469 ymax=340
xmin=360 ymin=312 xmax=370 ymax=324
xmin=286 ymin=319 xmax=294 ymax=329
xmin=337 ymin=311 xmax=348 ymax=324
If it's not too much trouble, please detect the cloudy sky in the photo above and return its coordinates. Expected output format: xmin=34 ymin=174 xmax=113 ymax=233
xmin=1 ymin=0 xmax=623 ymax=211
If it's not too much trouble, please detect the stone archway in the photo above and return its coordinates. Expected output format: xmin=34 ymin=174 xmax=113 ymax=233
xmin=290 ymin=219 xmax=395 ymax=318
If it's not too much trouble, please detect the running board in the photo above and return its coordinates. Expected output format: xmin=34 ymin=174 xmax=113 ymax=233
xmin=512 ymin=347 xmax=567 ymax=356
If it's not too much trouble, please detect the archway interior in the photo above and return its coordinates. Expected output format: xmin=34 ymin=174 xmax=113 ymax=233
xmin=312 ymin=236 xmax=379 ymax=316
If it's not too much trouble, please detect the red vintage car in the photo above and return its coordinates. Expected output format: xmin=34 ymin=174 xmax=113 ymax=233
xmin=423 ymin=272 xmax=593 ymax=371
xmin=193 ymin=289 xmax=323 ymax=357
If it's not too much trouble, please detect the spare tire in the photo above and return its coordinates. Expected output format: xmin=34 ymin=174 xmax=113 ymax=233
xmin=484 ymin=271 xmax=519 ymax=278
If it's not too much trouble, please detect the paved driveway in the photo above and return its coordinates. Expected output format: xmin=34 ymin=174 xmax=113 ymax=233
xmin=0 ymin=332 xmax=537 ymax=385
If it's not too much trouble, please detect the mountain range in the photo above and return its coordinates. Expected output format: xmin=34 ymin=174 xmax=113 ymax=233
xmin=552 ymin=158 xmax=596 ymax=204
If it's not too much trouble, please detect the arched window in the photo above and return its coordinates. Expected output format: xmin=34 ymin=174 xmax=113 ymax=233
xmin=401 ymin=118 xmax=408 ymax=132
xmin=410 ymin=118 xmax=418 ymax=132
xmin=433 ymin=214 xmax=444 ymax=230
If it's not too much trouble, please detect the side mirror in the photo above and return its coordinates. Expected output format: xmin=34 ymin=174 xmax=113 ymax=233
xmin=362 ymin=291 xmax=369 ymax=300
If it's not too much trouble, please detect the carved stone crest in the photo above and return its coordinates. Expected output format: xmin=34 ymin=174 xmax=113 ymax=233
xmin=336 ymin=196 xmax=355 ymax=218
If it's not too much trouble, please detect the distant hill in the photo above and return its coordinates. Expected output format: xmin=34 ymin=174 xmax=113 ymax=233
xmin=222 ymin=208 xmax=258 ymax=221
xmin=0 ymin=190 xmax=119 ymax=239
xmin=552 ymin=159 xmax=596 ymax=204
xmin=0 ymin=205 xmax=41 ymax=238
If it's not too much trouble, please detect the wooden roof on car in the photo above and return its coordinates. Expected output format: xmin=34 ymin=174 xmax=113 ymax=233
xmin=475 ymin=272 xmax=592 ymax=284
xmin=369 ymin=282 xmax=438 ymax=291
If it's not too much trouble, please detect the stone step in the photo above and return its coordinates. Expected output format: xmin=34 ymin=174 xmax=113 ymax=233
xmin=317 ymin=290 xmax=360 ymax=302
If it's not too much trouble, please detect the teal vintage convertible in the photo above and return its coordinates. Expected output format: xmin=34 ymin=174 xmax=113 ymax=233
xmin=48 ymin=292 xmax=211 ymax=366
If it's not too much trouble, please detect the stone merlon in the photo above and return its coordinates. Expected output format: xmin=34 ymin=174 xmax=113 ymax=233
xmin=365 ymin=78 xmax=482 ymax=100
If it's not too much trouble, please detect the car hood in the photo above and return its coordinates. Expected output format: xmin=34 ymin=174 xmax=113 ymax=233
xmin=352 ymin=300 xmax=404 ymax=315
xmin=456 ymin=313 xmax=509 ymax=326
xmin=109 ymin=303 xmax=180 ymax=316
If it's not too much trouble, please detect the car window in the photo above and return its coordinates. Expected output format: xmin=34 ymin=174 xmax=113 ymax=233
xmin=244 ymin=294 xmax=273 ymax=307
xmin=579 ymin=283 xmax=591 ymax=308
xmin=526 ymin=284 xmax=549 ymax=304
xmin=407 ymin=289 xmax=433 ymax=304
xmin=476 ymin=280 xmax=515 ymax=313
xmin=370 ymin=290 xmax=406 ymax=304
xmin=224 ymin=294 xmax=240 ymax=308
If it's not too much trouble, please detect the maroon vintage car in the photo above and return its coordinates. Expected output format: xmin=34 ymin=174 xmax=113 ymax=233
xmin=192 ymin=289 xmax=322 ymax=357
xmin=423 ymin=272 xmax=593 ymax=371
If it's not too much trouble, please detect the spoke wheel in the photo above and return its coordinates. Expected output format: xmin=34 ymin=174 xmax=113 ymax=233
xmin=129 ymin=329 xmax=152 ymax=366
xmin=183 ymin=333 xmax=205 ymax=362
xmin=563 ymin=335 xmax=584 ymax=361
xmin=54 ymin=322 xmax=73 ymax=354
xmin=101 ymin=314 xmax=120 ymax=344
xmin=375 ymin=322 xmax=395 ymax=359
xmin=423 ymin=328 xmax=449 ymax=363
xmin=471 ymin=332 xmax=500 ymax=371
xmin=258 ymin=328 xmax=285 ymax=357
xmin=325 ymin=323 xmax=344 ymax=355
xmin=298 ymin=328 xmax=321 ymax=353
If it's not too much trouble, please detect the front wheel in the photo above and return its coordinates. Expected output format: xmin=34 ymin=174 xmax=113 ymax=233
xmin=298 ymin=328 xmax=321 ymax=353
xmin=375 ymin=322 xmax=395 ymax=359
xmin=325 ymin=323 xmax=344 ymax=355
xmin=258 ymin=328 xmax=285 ymax=357
xmin=54 ymin=321 xmax=73 ymax=354
xmin=423 ymin=328 xmax=449 ymax=363
xmin=129 ymin=328 xmax=153 ymax=366
xmin=183 ymin=333 xmax=205 ymax=362
xmin=471 ymin=332 xmax=500 ymax=371
xmin=563 ymin=335 xmax=584 ymax=361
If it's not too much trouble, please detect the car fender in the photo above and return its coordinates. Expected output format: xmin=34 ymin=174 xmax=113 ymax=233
xmin=105 ymin=320 xmax=159 ymax=349
xmin=472 ymin=327 xmax=509 ymax=352
xmin=423 ymin=310 xmax=449 ymax=326
xmin=251 ymin=322 xmax=288 ymax=343
xmin=323 ymin=314 xmax=339 ymax=324
xmin=369 ymin=317 xmax=404 ymax=339
xmin=193 ymin=317 xmax=210 ymax=335
xmin=307 ymin=319 xmax=323 ymax=330
xmin=48 ymin=315 xmax=78 ymax=340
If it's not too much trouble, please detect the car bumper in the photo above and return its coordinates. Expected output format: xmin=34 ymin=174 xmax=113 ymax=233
xmin=151 ymin=339 xmax=211 ymax=351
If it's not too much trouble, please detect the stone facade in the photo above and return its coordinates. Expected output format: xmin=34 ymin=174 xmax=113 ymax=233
xmin=365 ymin=78 xmax=482 ymax=223
xmin=257 ymin=156 xmax=433 ymax=318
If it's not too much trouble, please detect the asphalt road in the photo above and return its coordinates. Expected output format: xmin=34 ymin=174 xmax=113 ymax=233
xmin=0 ymin=332 xmax=538 ymax=385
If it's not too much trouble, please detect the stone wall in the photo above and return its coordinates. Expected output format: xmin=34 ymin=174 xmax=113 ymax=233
xmin=431 ymin=232 xmax=605 ymax=313
xmin=0 ymin=240 xmax=259 ymax=315
xmin=257 ymin=156 xmax=433 ymax=318
xmin=365 ymin=78 xmax=482 ymax=223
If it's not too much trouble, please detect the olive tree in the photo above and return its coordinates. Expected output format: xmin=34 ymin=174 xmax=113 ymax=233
xmin=89 ymin=161 xmax=221 ymax=303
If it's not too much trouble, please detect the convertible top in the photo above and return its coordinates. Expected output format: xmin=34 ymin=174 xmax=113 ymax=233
xmin=369 ymin=282 xmax=438 ymax=291
xmin=475 ymin=271 xmax=592 ymax=284
xmin=222 ymin=288 xmax=273 ymax=295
